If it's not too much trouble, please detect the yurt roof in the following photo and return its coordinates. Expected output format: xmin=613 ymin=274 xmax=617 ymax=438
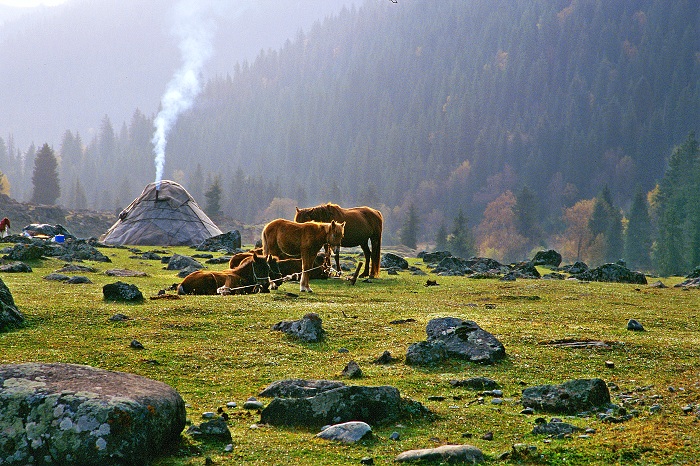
xmin=100 ymin=180 xmax=222 ymax=246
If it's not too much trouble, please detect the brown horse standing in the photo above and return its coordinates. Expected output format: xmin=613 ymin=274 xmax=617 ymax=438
xmin=262 ymin=218 xmax=344 ymax=292
xmin=295 ymin=203 xmax=383 ymax=278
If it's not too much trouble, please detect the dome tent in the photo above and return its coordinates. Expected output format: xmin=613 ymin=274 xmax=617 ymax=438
xmin=101 ymin=180 xmax=222 ymax=246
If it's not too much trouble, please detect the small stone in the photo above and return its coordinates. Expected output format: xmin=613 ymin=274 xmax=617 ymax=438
xmin=578 ymin=434 xmax=591 ymax=439
xmin=682 ymin=405 xmax=694 ymax=414
xmin=427 ymin=395 xmax=445 ymax=401
xmin=130 ymin=339 xmax=144 ymax=350
xmin=481 ymin=431 xmax=493 ymax=440
xmin=341 ymin=360 xmax=363 ymax=378
xmin=226 ymin=402 xmax=237 ymax=408
xmin=390 ymin=431 xmax=400 ymax=441
xmin=338 ymin=347 xmax=350 ymax=353
xmin=649 ymin=404 xmax=662 ymax=414
xmin=605 ymin=360 xmax=615 ymax=368
xmin=224 ymin=444 xmax=233 ymax=452
xmin=202 ymin=412 xmax=215 ymax=419
xmin=243 ymin=398 xmax=264 ymax=410
xmin=461 ymin=432 xmax=473 ymax=438
xmin=627 ymin=319 xmax=645 ymax=331
xmin=360 ymin=457 xmax=374 ymax=465
xmin=520 ymin=407 xmax=535 ymax=415
xmin=491 ymin=398 xmax=503 ymax=405
xmin=585 ymin=428 xmax=596 ymax=434
xmin=109 ymin=313 xmax=130 ymax=322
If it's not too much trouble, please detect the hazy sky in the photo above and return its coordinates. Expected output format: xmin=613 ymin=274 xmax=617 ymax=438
xmin=0 ymin=0 xmax=67 ymax=6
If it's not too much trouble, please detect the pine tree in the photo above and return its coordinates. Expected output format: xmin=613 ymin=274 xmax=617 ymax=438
xmin=588 ymin=185 xmax=623 ymax=264
xmin=655 ymin=132 xmax=699 ymax=275
xmin=204 ymin=175 xmax=223 ymax=219
xmin=31 ymin=143 xmax=61 ymax=205
xmin=624 ymin=189 xmax=652 ymax=270
xmin=447 ymin=209 xmax=475 ymax=259
xmin=435 ymin=222 xmax=448 ymax=251
xmin=514 ymin=185 xmax=540 ymax=243
xmin=399 ymin=203 xmax=419 ymax=249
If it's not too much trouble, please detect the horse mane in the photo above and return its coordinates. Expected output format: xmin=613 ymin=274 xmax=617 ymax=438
xmin=300 ymin=203 xmax=341 ymax=223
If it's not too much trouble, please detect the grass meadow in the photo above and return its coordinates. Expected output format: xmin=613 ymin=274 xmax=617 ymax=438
xmin=1 ymin=245 xmax=699 ymax=465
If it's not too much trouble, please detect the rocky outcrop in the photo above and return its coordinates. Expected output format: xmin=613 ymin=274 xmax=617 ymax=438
xmin=521 ymin=378 xmax=611 ymax=414
xmin=0 ymin=277 xmax=24 ymax=331
xmin=573 ymin=263 xmax=646 ymax=284
xmin=531 ymin=250 xmax=562 ymax=267
xmin=259 ymin=381 xmax=427 ymax=428
xmin=196 ymin=230 xmax=242 ymax=253
xmin=0 ymin=362 xmax=185 ymax=466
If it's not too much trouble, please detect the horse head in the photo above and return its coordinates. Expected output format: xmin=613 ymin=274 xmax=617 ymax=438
xmin=327 ymin=220 xmax=345 ymax=246
xmin=251 ymin=251 xmax=272 ymax=285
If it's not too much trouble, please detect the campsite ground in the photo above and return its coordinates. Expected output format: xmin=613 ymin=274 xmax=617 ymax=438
xmin=1 ymin=244 xmax=699 ymax=465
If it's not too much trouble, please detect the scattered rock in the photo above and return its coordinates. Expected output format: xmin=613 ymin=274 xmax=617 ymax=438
xmin=271 ymin=312 xmax=325 ymax=342
xmin=316 ymin=421 xmax=372 ymax=443
xmin=66 ymin=275 xmax=92 ymax=284
xmin=0 ymin=261 xmax=32 ymax=272
xmin=55 ymin=264 xmax=98 ymax=273
xmin=449 ymin=377 xmax=499 ymax=390
xmin=573 ymin=263 xmax=647 ymax=284
xmin=0 ymin=362 xmax=185 ymax=465
xmin=560 ymin=261 xmax=589 ymax=274
xmin=424 ymin=317 xmax=506 ymax=364
xmin=260 ymin=382 xmax=427 ymax=428
xmin=531 ymin=250 xmax=562 ymax=267
xmin=649 ymin=280 xmax=667 ymax=288
xmin=381 ymin=252 xmax=409 ymax=270
xmin=130 ymin=339 xmax=145 ymax=350
xmin=103 ymin=281 xmax=144 ymax=302
xmin=3 ymin=242 xmax=44 ymax=261
xmin=104 ymin=268 xmax=148 ymax=277
xmin=532 ymin=420 xmax=582 ymax=436
xmin=44 ymin=272 xmax=70 ymax=281
xmin=405 ymin=340 xmax=448 ymax=366
xmin=196 ymin=230 xmax=242 ymax=253
xmin=419 ymin=250 xmax=453 ymax=264
xmin=258 ymin=379 xmax=346 ymax=398
xmin=243 ymin=397 xmax=264 ymax=410
xmin=109 ymin=313 xmax=130 ymax=322
xmin=341 ymin=361 xmax=363 ymax=378
xmin=166 ymin=254 xmax=203 ymax=271
xmin=521 ymin=378 xmax=611 ymax=414
xmin=373 ymin=350 xmax=398 ymax=364
xmin=186 ymin=417 xmax=232 ymax=441
xmin=395 ymin=445 xmax=484 ymax=464
xmin=0 ymin=277 xmax=24 ymax=331
xmin=627 ymin=319 xmax=645 ymax=331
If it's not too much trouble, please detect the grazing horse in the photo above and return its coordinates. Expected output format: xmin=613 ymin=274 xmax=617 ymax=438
xmin=262 ymin=218 xmax=344 ymax=292
xmin=295 ymin=203 xmax=383 ymax=278
xmin=177 ymin=252 xmax=272 ymax=295
xmin=0 ymin=217 xmax=9 ymax=238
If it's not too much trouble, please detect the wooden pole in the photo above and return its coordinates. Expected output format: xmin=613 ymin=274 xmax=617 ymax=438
xmin=348 ymin=261 xmax=363 ymax=285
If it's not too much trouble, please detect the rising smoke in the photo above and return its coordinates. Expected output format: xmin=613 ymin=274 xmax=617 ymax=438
xmin=152 ymin=0 xmax=218 ymax=190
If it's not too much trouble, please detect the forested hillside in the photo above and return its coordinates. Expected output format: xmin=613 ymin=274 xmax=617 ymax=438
xmin=1 ymin=0 xmax=698 ymax=271
xmin=169 ymin=0 xmax=697 ymax=226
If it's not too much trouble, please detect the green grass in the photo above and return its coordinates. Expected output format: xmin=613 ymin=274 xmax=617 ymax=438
xmin=2 ymin=246 xmax=700 ymax=465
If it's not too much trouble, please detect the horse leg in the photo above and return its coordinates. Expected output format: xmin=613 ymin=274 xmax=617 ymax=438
xmin=334 ymin=245 xmax=341 ymax=275
xmin=370 ymin=235 xmax=381 ymax=278
xmin=359 ymin=243 xmax=371 ymax=277
xmin=300 ymin=250 xmax=314 ymax=292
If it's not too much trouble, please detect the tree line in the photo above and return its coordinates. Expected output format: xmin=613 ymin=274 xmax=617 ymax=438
xmin=0 ymin=0 xmax=698 ymax=274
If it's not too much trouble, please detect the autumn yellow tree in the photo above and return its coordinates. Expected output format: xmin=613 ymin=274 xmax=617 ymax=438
xmin=555 ymin=198 xmax=604 ymax=264
xmin=476 ymin=191 xmax=528 ymax=263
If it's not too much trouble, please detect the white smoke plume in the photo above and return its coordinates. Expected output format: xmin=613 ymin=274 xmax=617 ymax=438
xmin=152 ymin=0 xmax=217 ymax=190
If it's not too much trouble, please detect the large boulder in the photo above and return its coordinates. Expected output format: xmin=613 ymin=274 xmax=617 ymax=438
xmin=531 ymin=250 xmax=562 ymax=267
xmin=259 ymin=382 xmax=427 ymax=428
xmin=424 ymin=317 xmax=506 ymax=364
xmin=258 ymin=379 xmax=346 ymax=398
xmin=271 ymin=313 xmax=325 ymax=342
xmin=521 ymin=378 xmax=611 ymax=414
xmin=196 ymin=230 xmax=242 ymax=253
xmin=102 ymin=282 xmax=144 ymax=303
xmin=381 ymin=253 xmax=409 ymax=270
xmin=0 ymin=362 xmax=185 ymax=466
xmin=166 ymin=254 xmax=203 ymax=271
xmin=3 ymin=242 xmax=44 ymax=261
xmin=0 ymin=277 xmax=24 ymax=331
xmin=573 ymin=263 xmax=647 ymax=284
xmin=395 ymin=445 xmax=484 ymax=463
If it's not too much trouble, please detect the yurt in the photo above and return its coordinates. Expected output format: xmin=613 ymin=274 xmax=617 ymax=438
xmin=101 ymin=180 xmax=222 ymax=246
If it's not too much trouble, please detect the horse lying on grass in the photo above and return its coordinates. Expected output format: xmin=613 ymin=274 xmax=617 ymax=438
xmin=262 ymin=218 xmax=344 ymax=292
xmin=231 ymin=249 xmax=330 ymax=282
xmin=177 ymin=252 xmax=274 ymax=295
xmin=294 ymin=203 xmax=382 ymax=278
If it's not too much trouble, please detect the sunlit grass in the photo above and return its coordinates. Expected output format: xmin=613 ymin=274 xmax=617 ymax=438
xmin=1 ymin=246 xmax=699 ymax=465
